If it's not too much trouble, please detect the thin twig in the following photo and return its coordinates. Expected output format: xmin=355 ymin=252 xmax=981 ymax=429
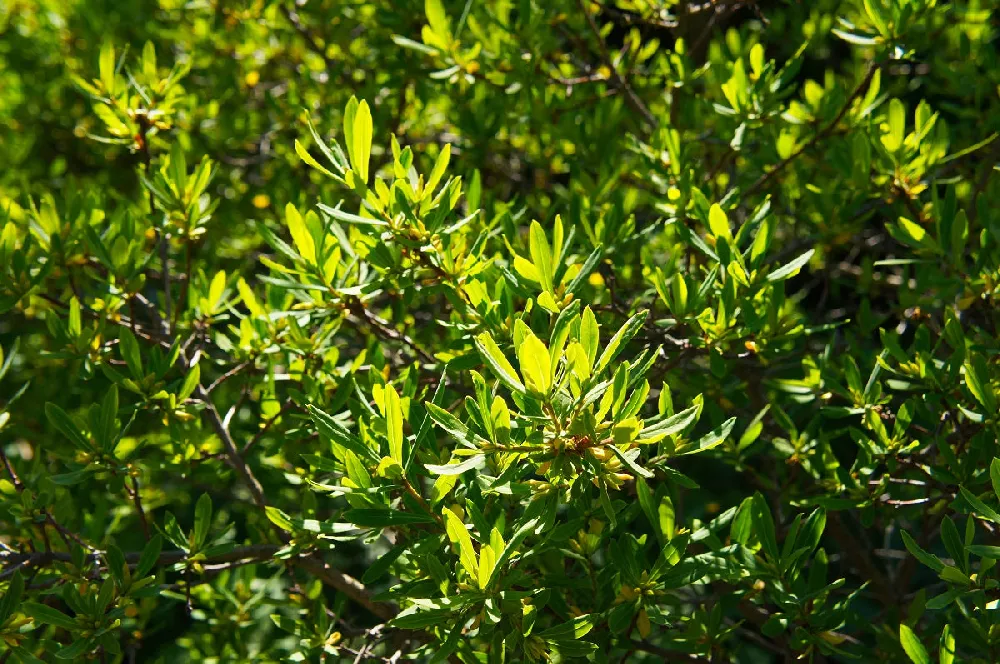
xmin=575 ymin=0 xmax=658 ymax=129
xmin=242 ymin=398 xmax=296 ymax=455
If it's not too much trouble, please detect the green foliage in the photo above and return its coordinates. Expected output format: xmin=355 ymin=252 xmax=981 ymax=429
xmin=1 ymin=0 xmax=1000 ymax=661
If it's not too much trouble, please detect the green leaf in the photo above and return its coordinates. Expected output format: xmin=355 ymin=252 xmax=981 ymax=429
xmin=344 ymin=509 xmax=435 ymax=527
xmin=389 ymin=606 xmax=455 ymax=629
xmin=594 ymin=311 xmax=648 ymax=377
xmin=899 ymin=624 xmax=930 ymax=664
xmin=10 ymin=646 xmax=48 ymax=664
xmin=679 ymin=417 xmax=736 ymax=455
xmin=99 ymin=41 xmax=116 ymax=94
xmin=97 ymin=385 xmax=119 ymax=451
xmin=352 ymin=100 xmax=373 ymax=184
xmin=285 ymin=203 xmax=316 ymax=265
xmin=265 ymin=506 xmax=295 ymax=533
xmin=767 ymin=249 xmax=814 ymax=282
xmin=959 ymin=486 xmax=1000 ymax=524
xmin=23 ymin=602 xmax=77 ymax=630
xmin=425 ymin=454 xmax=486 ymax=475
xmin=343 ymin=97 xmax=358 ymax=175
xmin=487 ymin=517 xmax=538 ymax=587
xmin=751 ymin=492 xmax=779 ymax=561
xmin=636 ymin=477 xmax=661 ymax=543
xmin=900 ymin=530 xmax=944 ymax=573
xmin=477 ymin=544 xmax=496 ymax=590
xmin=193 ymin=493 xmax=212 ymax=549
xmin=55 ymin=639 xmax=94 ymax=660
xmin=425 ymin=402 xmax=486 ymax=448
xmin=178 ymin=362 xmax=200 ymax=402
xmin=45 ymin=403 xmax=91 ymax=451
xmin=599 ymin=481 xmax=617 ymax=530
xmin=119 ymin=329 xmax=143 ymax=380
xmin=883 ymin=98 xmax=906 ymax=152
xmin=708 ymin=204 xmax=731 ymax=239
xmin=362 ymin=543 xmax=408 ymax=584
xmin=443 ymin=510 xmax=478 ymax=579
xmin=474 ymin=333 xmax=525 ymax=394
xmin=516 ymin=331 xmax=551 ymax=396
xmin=135 ymin=534 xmax=163 ymax=578
xmin=966 ymin=544 xmax=1000 ymax=558
xmin=939 ymin=624 xmax=955 ymax=664
xmin=565 ymin=245 xmax=604 ymax=296
xmin=308 ymin=405 xmax=379 ymax=462
xmin=528 ymin=221 xmax=554 ymax=293
xmin=425 ymin=143 xmax=451 ymax=197
xmin=609 ymin=446 xmax=653 ymax=479
xmin=580 ymin=306 xmax=600 ymax=367
xmin=637 ymin=403 xmax=701 ymax=444
xmin=317 ymin=202 xmax=388 ymax=227
xmin=48 ymin=469 xmax=94 ymax=485
xmin=0 ymin=570 xmax=24 ymax=624
xmin=864 ymin=0 xmax=892 ymax=37
xmin=963 ymin=354 xmax=996 ymax=413
xmin=295 ymin=138 xmax=337 ymax=179
xmin=384 ymin=384 xmax=404 ymax=464
xmin=425 ymin=0 xmax=453 ymax=44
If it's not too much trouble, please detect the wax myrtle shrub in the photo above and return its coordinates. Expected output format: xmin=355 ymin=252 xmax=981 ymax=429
xmin=1 ymin=0 xmax=1000 ymax=661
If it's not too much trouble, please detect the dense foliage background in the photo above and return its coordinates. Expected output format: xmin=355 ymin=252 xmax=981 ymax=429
xmin=2 ymin=0 xmax=1000 ymax=661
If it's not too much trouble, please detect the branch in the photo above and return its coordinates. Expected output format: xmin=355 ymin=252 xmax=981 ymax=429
xmin=346 ymin=303 xmax=438 ymax=367
xmin=1 ymin=544 xmax=396 ymax=620
xmin=575 ymin=0 xmax=658 ymax=130
xmin=193 ymin=383 xmax=268 ymax=510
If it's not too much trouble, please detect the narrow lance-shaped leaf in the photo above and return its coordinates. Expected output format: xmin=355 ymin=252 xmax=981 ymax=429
xmin=899 ymin=624 xmax=930 ymax=664
xmin=475 ymin=333 xmax=525 ymax=394
xmin=767 ymin=249 xmax=815 ymax=282
xmin=609 ymin=446 xmax=653 ymax=479
xmin=307 ymin=404 xmax=379 ymax=462
xmin=529 ymin=221 xmax=554 ymax=293
xmin=594 ymin=310 xmax=648 ymax=377
xmin=286 ymin=203 xmax=316 ymax=265
xmin=679 ymin=417 xmax=736 ymax=455
xmin=517 ymin=331 xmax=551 ymax=396
xmin=443 ymin=510 xmax=478 ymax=579
xmin=385 ymin=384 xmax=404 ymax=464
xmin=425 ymin=454 xmax=486 ymax=475
xmin=192 ymin=493 xmax=212 ymax=550
xmin=353 ymin=100 xmax=373 ymax=184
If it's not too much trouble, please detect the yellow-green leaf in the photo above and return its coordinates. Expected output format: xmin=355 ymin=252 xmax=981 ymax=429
xmin=384 ymin=384 xmax=404 ymax=464
xmin=208 ymin=270 xmax=226 ymax=313
xmin=99 ymin=41 xmax=116 ymax=95
xmin=343 ymin=97 xmax=358 ymax=174
xmin=238 ymin=278 xmax=263 ymax=317
xmin=295 ymin=139 xmax=337 ymax=179
xmin=353 ymin=100 xmax=373 ymax=184
xmin=475 ymin=333 xmax=525 ymax=394
xmin=443 ymin=510 xmax=477 ymax=579
xmin=285 ymin=203 xmax=316 ymax=265
xmin=477 ymin=544 xmax=496 ymax=590
xmin=529 ymin=221 xmax=554 ymax=293
xmin=580 ymin=306 xmax=599 ymax=367
xmin=424 ymin=143 xmax=450 ymax=199
xmin=709 ymin=204 xmax=731 ymax=239
xmin=517 ymin=331 xmax=551 ymax=396
xmin=899 ymin=624 xmax=930 ymax=664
